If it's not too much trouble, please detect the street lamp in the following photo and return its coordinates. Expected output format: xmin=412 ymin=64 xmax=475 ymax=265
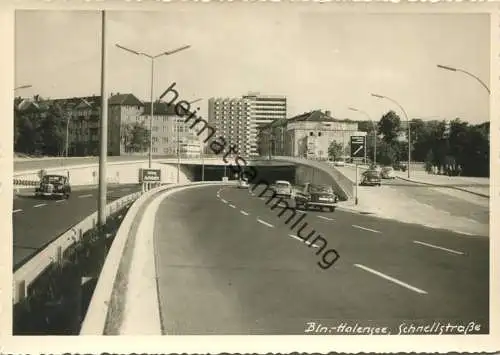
xmin=371 ymin=93 xmax=411 ymax=178
xmin=115 ymin=43 xmax=191 ymax=168
xmin=348 ymin=106 xmax=377 ymax=165
xmin=437 ymin=64 xmax=490 ymax=94
xmin=176 ymin=98 xmax=202 ymax=183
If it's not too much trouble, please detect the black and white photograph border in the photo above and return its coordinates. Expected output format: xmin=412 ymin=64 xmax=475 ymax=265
xmin=0 ymin=0 xmax=499 ymax=353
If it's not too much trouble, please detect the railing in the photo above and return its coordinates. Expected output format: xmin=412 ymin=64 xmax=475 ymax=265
xmin=13 ymin=190 xmax=144 ymax=305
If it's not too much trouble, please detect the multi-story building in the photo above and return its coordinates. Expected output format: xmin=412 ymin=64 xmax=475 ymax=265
xmin=258 ymin=110 xmax=360 ymax=159
xmin=208 ymin=97 xmax=256 ymax=157
xmin=243 ymin=92 xmax=287 ymax=129
xmin=142 ymin=101 xmax=201 ymax=157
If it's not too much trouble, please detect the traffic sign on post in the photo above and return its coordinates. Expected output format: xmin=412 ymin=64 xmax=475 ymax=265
xmin=350 ymin=136 xmax=366 ymax=159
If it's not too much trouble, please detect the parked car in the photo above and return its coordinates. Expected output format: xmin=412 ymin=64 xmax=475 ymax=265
xmin=334 ymin=160 xmax=346 ymax=167
xmin=35 ymin=174 xmax=71 ymax=199
xmin=294 ymin=183 xmax=338 ymax=212
xmin=380 ymin=166 xmax=396 ymax=179
xmin=360 ymin=170 xmax=381 ymax=186
xmin=238 ymin=177 xmax=249 ymax=189
xmin=272 ymin=180 xmax=293 ymax=199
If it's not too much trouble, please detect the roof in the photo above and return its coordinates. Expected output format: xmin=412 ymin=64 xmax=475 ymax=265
xmin=108 ymin=93 xmax=143 ymax=106
xmin=142 ymin=101 xmax=178 ymax=116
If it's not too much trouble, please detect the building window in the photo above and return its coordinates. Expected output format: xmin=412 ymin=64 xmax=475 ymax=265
xmin=310 ymin=132 xmax=314 ymax=136
xmin=318 ymin=132 xmax=322 ymax=137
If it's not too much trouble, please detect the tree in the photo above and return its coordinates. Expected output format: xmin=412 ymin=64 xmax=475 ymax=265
xmin=376 ymin=140 xmax=400 ymax=166
xmin=123 ymin=122 xmax=150 ymax=153
xmin=327 ymin=140 xmax=343 ymax=161
xmin=377 ymin=111 xmax=401 ymax=143
xmin=424 ymin=149 xmax=434 ymax=173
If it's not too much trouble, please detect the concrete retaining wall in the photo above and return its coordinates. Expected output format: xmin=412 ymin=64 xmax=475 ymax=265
xmin=13 ymin=162 xmax=192 ymax=187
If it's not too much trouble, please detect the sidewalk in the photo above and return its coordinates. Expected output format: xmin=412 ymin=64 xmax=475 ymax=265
xmin=393 ymin=170 xmax=489 ymax=198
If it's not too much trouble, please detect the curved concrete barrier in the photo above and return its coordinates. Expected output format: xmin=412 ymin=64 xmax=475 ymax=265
xmin=80 ymin=181 xmax=233 ymax=335
xmin=274 ymin=156 xmax=354 ymax=200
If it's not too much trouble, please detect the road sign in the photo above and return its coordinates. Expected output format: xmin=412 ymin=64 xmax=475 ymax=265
xmin=350 ymin=136 xmax=365 ymax=158
xmin=139 ymin=168 xmax=161 ymax=183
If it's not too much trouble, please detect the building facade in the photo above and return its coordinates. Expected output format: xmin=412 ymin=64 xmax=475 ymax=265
xmin=208 ymin=97 xmax=256 ymax=157
xmin=142 ymin=101 xmax=201 ymax=157
xmin=258 ymin=110 xmax=361 ymax=159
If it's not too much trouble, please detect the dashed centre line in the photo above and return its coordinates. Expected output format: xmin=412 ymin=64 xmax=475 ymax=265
xmin=352 ymin=225 xmax=381 ymax=234
xmin=13 ymin=209 xmax=22 ymax=213
xmin=288 ymin=234 xmax=319 ymax=248
xmin=318 ymin=216 xmax=334 ymax=221
xmin=228 ymin=204 xmax=236 ymax=209
xmin=79 ymin=194 xmax=92 ymax=198
xmin=257 ymin=218 xmax=274 ymax=228
xmin=354 ymin=264 xmax=428 ymax=294
xmin=240 ymin=210 xmax=249 ymax=216
xmin=413 ymin=240 xmax=465 ymax=255
xmin=220 ymin=199 xmax=227 ymax=203
xmin=33 ymin=203 xmax=47 ymax=208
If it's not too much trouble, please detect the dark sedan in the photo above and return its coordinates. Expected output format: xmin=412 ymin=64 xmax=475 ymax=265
xmin=35 ymin=174 xmax=72 ymax=199
xmin=360 ymin=170 xmax=381 ymax=186
xmin=294 ymin=183 xmax=338 ymax=212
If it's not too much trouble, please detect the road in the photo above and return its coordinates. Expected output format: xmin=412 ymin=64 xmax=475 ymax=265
xmin=153 ymin=184 xmax=489 ymax=335
xmin=13 ymin=184 xmax=142 ymax=269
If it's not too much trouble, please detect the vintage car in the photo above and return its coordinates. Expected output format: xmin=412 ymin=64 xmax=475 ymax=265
xmin=360 ymin=169 xmax=382 ymax=186
xmin=272 ymin=180 xmax=293 ymax=199
xmin=35 ymin=174 xmax=72 ymax=199
xmin=294 ymin=183 xmax=338 ymax=212
xmin=380 ymin=166 xmax=396 ymax=179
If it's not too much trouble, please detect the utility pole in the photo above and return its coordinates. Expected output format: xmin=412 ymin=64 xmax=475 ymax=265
xmin=98 ymin=10 xmax=108 ymax=268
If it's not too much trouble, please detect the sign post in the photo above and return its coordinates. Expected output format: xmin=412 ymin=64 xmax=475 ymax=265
xmin=350 ymin=136 xmax=365 ymax=205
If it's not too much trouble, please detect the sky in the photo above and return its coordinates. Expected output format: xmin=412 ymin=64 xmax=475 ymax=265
xmin=15 ymin=7 xmax=490 ymax=124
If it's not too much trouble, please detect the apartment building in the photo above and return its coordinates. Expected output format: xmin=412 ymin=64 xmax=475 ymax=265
xmin=258 ymin=110 xmax=360 ymax=159
xmin=142 ymin=101 xmax=201 ymax=157
xmin=243 ymin=92 xmax=287 ymax=129
xmin=208 ymin=97 xmax=256 ymax=157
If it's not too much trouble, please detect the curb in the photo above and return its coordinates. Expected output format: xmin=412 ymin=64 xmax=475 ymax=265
xmin=395 ymin=176 xmax=489 ymax=198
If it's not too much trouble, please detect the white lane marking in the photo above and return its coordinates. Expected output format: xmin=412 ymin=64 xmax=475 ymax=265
xmin=259 ymin=197 xmax=266 ymax=201
xmin=220 ymin=198 xmax=227 ymax=203
xmin=413 ymin=240 xmax=465 ymax=255
xmin=318 ymin=215 xmax=334 ymax=221
xmin=55 ymin=199 xmax=65 ymax=203
xmin=13 ymin=209 xmax=22 ymax=213
xmin=354 ymin=264 xmax=428 ymax=294
xmin=289 ymin=234 xmax=319 ymax=248
xmin=240 ymin=210 xmax=249 ymax=216
xmin=228 ymin=204 xmax=236 ymax=209
xmin=79 ymin=194 xmax=92 ymax=198
xmin=33 ymin=203 xmax=47 ymax=208
xmin=257 ymin=218 xmax=274 ymax=228
xmin=352 ymin=225 xmax=381 ymax=234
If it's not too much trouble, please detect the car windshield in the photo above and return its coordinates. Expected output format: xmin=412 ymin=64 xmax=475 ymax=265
xmin=43 ymin=175 xmax=64 ymax=183
xmin=309 ymin=185 xmax=333 ymax=194
xmin=365 ymin=171 xmax=379 ymax=177
xmin=275 ymin=182 xmax=290 ymax=188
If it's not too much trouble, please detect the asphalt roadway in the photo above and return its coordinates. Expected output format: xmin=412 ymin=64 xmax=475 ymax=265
xmin=154 ymin=184 xmax=489 ymax=335
xmin=13 ymin=184 xmax=142 ymax=269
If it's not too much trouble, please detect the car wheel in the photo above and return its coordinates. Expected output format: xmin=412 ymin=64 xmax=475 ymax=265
xmin=329 ymin=206 xmax=334 ymax=212
xmin=65 ymin=193 xmax=70 ymax=199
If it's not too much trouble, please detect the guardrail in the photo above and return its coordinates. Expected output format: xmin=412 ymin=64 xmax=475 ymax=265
xmin=80 ymin=180 xmax=233 ymax=335
xmin=12 ymin=189 xmax=144 ymax=305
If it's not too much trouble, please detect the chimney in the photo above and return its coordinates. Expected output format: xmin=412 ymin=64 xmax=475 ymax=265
xmin=325 ymin=110 xmax=331 ymax=117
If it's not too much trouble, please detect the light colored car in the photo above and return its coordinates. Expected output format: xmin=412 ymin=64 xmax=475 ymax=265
xmin=238 ymin=177 xmax=249 ymax=188
xmin=334 ymin=160 xmax=345 ymax=167
xmin=273 ymin=180 xmax=293 ymax=199
xmin=380 ymin=167 xmax=396 ymax=179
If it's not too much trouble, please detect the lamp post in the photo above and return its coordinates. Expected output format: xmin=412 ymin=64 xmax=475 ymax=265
xmin=437 ymin=64 xmax=490 ymax=94
xmin=176 ymin=98 xmax=202 ymax=183
xmin=348 ymin=107 xmax=377 ymax=165
xmin=115 ymin=43 xmax=191 ymax=168
xmin=371 ymin=93 xmax=411 ymax=178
